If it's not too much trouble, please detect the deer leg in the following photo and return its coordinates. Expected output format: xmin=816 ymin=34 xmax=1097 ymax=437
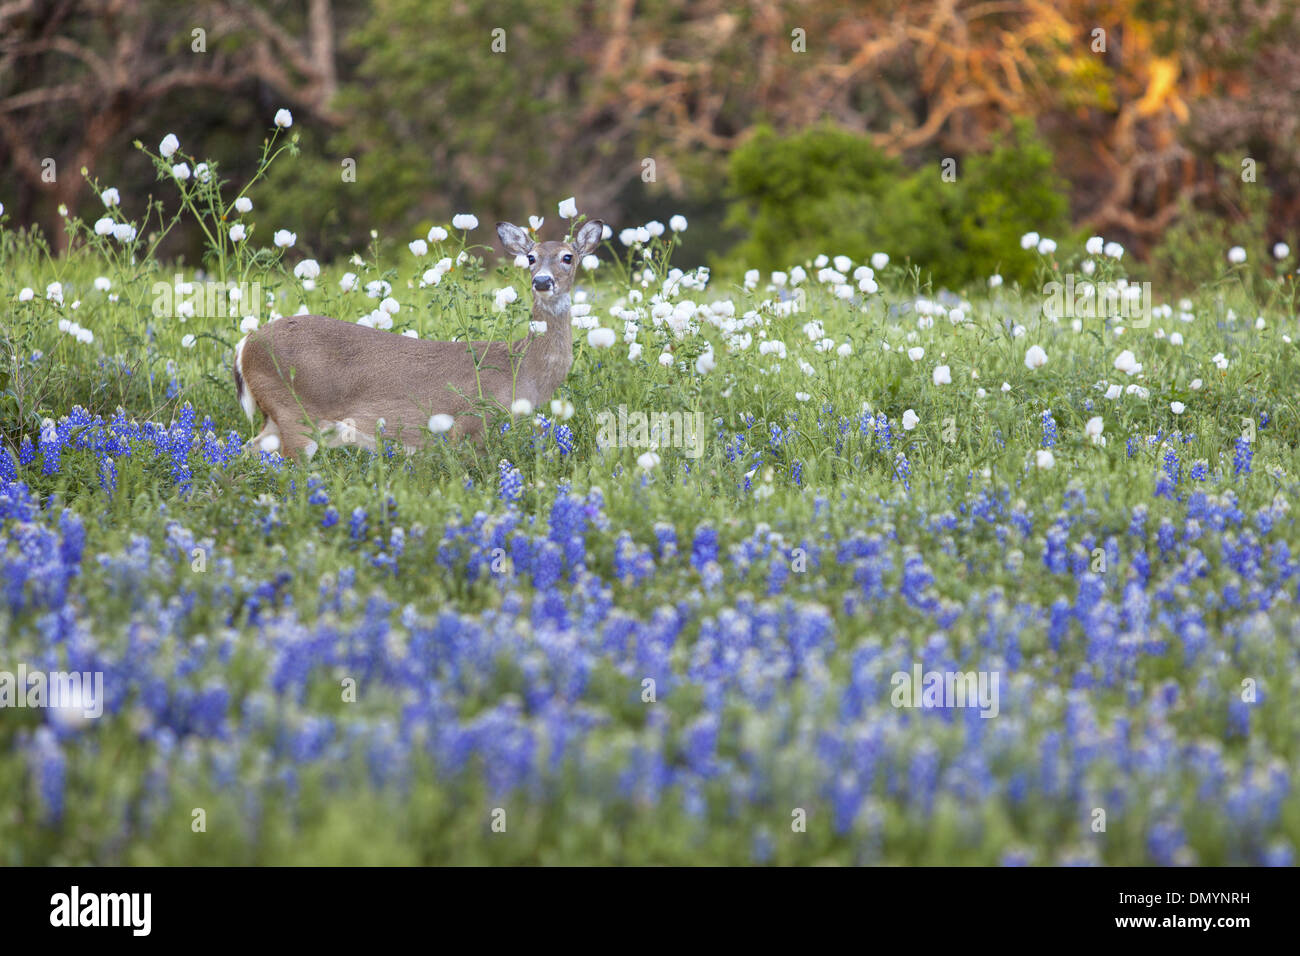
xmin=276 ymin=423 xmax=319 ymax=461
xmin=246 ymin=418 xmax=281 ymax=454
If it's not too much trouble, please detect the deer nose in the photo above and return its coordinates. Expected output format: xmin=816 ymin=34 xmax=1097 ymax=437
xmin=533 ymin=274 xmax=554 ymax=292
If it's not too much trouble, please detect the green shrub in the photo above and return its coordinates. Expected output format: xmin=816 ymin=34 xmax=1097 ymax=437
xmin=719 ymin=120 xmax=1070 ymax=289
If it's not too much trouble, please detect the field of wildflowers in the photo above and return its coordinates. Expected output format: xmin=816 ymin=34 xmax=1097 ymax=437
xmin=2 ymin=123 xmax=1299 ymax=865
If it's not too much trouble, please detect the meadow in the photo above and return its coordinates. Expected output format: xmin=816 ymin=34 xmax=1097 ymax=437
xmin=2 ymin=122 xmax=1299 ymax=865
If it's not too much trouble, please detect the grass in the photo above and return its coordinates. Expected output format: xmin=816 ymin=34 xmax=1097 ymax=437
xmin=1 ymin=127 xmax=1299 ymax=864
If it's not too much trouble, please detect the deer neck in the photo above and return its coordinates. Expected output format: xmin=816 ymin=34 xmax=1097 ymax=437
xmin=515 ymin=291 xmax=573 ymax=404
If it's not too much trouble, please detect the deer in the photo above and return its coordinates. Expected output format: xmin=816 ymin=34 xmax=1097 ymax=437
xmin=232 ymin=219 xmax=604 ymax=459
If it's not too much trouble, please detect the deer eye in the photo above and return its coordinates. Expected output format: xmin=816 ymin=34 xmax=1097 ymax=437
xmin=562 ymin=253 xmax=573 ymax=264
xmin=527 ymin=254 xmax=536 ymax=264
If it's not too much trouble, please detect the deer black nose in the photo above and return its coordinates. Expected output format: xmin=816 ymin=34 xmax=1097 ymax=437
xmin=533 ymin=275 xmax=553 ymax=292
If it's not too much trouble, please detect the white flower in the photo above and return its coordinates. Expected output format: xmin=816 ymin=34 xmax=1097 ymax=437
xmin=932 ymin=365 xmax=952 ymax=385
xmin=645 ymin=220 xmax=665 ymax=237
xmin=452 ymin=213 xmax=478 ymax=231
xmin=1212 ymin=352 xmax=1229 ymax=370
xmin=379 ymin=296 xmax=400 ymax=315
xmin=902 ymin=409 xmax=919 ymax=431
xmin=1103 ymin=241 xmax=1124 ymax=260
xmin=669 ymin=215 xmax=688 ymax=232
xmin=511 ymin=398 xmax=533 ymax=416
xmin=550 ymin=399 xmax=575 ymax=420
xmin=1273 ymin=242 xmax=1290 ymax=260
xmin=1036 ymin=449 xmax=1056 ymax=469
xmin=409 ymin=239 xmax=428 ymax=257
xmin=628 ymin=342 xmax=643 ymax=361
xmin=340 ymin=272 xmax=358 ymax=292
xmin=1113 ymin=350 xmax=1141 ymax=375
xmin=795 ymin=392 xmax=811 ymax=402
xmin=1104 ymin=384 xmax=1122 ymax=400
xmin=1020 ymin=231 xmax=1040 ymax=250
xmin=695 ymin=348 xmax=716 ymax=374
xmin=907 ymin=346 xmax=925 ymax=362
xmin=1025 ymin=345 xmax=1048 ymax=370
xmin=18 ymin=287 xmax=34 ymax=302
xmin=427 ymin=225 xmax=448 ymax=242
xmin=1171 ymin=401 xmax=1185 ymax=415
xmin=1190 ymin=378 xmax=1203 ymax=390
xmin=1001 ymin=382 xmax=1011 ymax=393
xmin=402 ymin=329 xmax=419 ymax=338
xmin=94 ymin=217 xmax=115 ymax=236
xmin=194 ymin=163 xmax=211 ymax=183
xmin=159 ymin=133 xmax=180 ymax=158
xmin=637 ymin=451 xmax=661 ymax=471
xmin=837 ymin=342 xmax=852 ymax=357
xmin=1227 ymin=246 xmax=1247 ymax=265
xmin=581 ymin=254 xmax=599 ymax=270
xmin=240 ymin=316 xmax=259 ymax=333
xmin=235 ymin=196 xmax=253 ymax=214
xmin=229 ymin=223 xmax=246 ymax=242
xmin=988 ymin=274 xmax=1003 ymax=288
xmin=493 ymin=286 xmax=518 ymax=311
xmin=1036 ymin=237 xmax=1057 ymax=255
xmin=46 ymin=282 xmax=63 ymax=304
xmin=274 ymin=108 xmax=293 ymax=128
xmin=1085 ymin=416 xmax=1105 ymax=444
xmin=1081 ymin=259 xmax=1096 ymax=275
xmin=744 ymin=269 xmax=761 ymax=290
xmin=1085 ymin=236 xmax=1105 ymax=256
xmin=294 ymin=259 xmax=320 ymax=280
xmin=273 ymin=229 xmax=296 ymax=248
xmin=182 ymin=334 xmax=196 ymax=348
xmin=428 ymin=414 xmax=455 ymax=434
xmin=871 ymin=252 xmax=889 ymax=270
xmin=171 ymin=163 xmax=191 ymax=181
xmin=658 ymin=352 xmax=673 ymax=367
xmin=587 ymin=327 xmax=616 ymax=348
xmin=101 ymin=187 xmax=121 ymax=207
xmin=93 ymin=276 xmax=111 ymax=292
xmin=114 ymin=222 xmax=137 ymax=242
xmin=558 ymin=197 xmax=578 ymax=219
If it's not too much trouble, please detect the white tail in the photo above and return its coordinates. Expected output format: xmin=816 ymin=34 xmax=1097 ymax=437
xmin=233 ymin=219 xmax=605 ymax=459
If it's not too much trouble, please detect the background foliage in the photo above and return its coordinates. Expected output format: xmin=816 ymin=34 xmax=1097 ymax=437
xmin=2 ymin=0 xmax=1299 ymax=283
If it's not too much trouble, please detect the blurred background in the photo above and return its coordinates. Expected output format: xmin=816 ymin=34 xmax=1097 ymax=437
xmin=2 ymin=0 xmax=1298 ymax=287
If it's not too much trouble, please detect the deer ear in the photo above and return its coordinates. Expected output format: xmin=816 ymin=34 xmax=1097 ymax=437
xmin=497 ymin=222 xmax=534 ymax=256
xmin=573 ymin=219 xmax=605 ymax=257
